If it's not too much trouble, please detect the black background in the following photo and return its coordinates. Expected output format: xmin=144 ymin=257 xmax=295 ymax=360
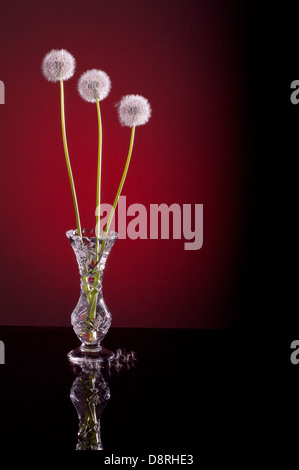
xmin=245 ymin=3 xmax=297 ymax=331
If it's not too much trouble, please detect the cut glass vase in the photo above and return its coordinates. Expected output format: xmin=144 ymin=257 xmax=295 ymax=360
xmin=66 ymin=229 xmax=118 ymax=367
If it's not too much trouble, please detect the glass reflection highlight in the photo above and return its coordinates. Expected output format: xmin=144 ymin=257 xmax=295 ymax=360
xmin=70 ymin=349 xmax=137 ymax=450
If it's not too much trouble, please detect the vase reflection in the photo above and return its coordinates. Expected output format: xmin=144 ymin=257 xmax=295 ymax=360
xmin=70 ymin=348 xmax=137 ymax=450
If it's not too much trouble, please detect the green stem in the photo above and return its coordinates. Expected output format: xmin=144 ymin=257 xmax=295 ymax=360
xmin=104 ymin=126 xmax=135 ymax=237
xmin=95 ymin=98 xmax=102 ymax=241
xmin=91 ymin=99 xmax=102 ymax=330
xmin=60 ymin=80 xmax=82 ymax=237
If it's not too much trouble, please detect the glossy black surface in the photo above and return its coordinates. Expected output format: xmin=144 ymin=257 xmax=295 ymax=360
xmin=0 ymin=326 xmax=295 ymax=458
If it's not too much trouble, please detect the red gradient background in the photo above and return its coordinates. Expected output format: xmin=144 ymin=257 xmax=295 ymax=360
xmin=0 ymin=0 xmax=254 ymax=328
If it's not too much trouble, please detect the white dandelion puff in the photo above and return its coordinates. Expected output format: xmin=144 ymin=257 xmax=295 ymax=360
xmin=42 ymin=49 xmax=75 ymax=82
xmin=78 ymin=69 xmax=111 ymax=103
xmin=117 ymin=94 xmax=151 ymax=127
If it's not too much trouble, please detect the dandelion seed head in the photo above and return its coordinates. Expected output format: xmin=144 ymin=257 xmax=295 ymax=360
xmin=42 ymin=49 xmax=75 ymax=82
xmin=78 ymin=69 xmax=111 ymax=103
xmin=118 ymin=94 xmax=151 ymax=127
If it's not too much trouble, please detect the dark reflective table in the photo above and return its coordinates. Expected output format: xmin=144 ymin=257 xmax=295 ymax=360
xmin=0 ymin=326 xmax=293 ymax=459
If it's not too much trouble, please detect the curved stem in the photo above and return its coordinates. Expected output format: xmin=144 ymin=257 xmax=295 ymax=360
xmin=60 ymin=80 xmax=82 ymax=237
xmin=104 ymin=126 xmax=135 ymax=237
xmin=95 ymin=98 xmax=102 ymax=241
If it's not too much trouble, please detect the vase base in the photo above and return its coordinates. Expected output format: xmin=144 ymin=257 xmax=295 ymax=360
xmin=67 ymin=345 xmax=115 ymax=369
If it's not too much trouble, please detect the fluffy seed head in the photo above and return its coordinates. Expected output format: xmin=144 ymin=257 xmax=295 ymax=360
xmin=118 ymin=94 xmax=151 ymax=127
xmin=42 ymin=49 xmax=75 ymax=82
xmin=78 ymin=69 xmax=111 ymax=103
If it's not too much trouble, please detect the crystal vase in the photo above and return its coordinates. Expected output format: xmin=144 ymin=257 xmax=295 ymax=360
xmin=66 ymin=229 xmax=118 ymax=366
